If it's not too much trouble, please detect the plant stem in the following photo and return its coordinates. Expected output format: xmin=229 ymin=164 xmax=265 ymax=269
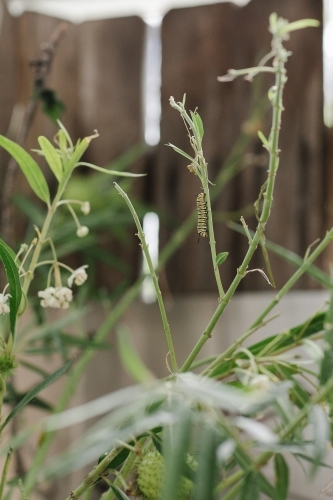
xmin=114 ymin=183 xmax=178 ymax=372
xmin=202 ymin=229 xmax=333 ymax=376
xmin=202 ymin=175 xmax=224 ymax=298
xmin=215 ymin=372 xmax=333 ymax=497
xmin=0 ymin=448 xmax=12 ymax=500
xmin=23 ymin=100 xmax=265 ymax=495
xmin=180 ymin=47 xmax=288 ymax=372
xmin=62 ymin=447 xmax=121 ymax=500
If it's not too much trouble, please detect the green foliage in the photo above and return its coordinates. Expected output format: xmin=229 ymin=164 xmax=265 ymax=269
xmin=0 ymin=136 xmax=50 ymax=204
xmin=0 ymin=13 xmax=329 ymax=500
xmin=0 ymin=238 xmax=22 ymax=336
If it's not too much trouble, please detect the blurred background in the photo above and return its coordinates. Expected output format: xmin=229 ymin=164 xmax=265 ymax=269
xmin=0 ymin=0 xmax=332 ymax=498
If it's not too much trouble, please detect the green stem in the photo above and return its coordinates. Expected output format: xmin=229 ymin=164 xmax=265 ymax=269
xmin=202 ymin=174 xmax=224 ymax=298
xmin=180 ymin=51 xmax=287 ymax=372
xmin=114 ymin=183 xmax=177 ymax=372
xmin=63 ymin=447 xmax=121 ymax=500
xmin=101 ymin=438 xmax=145 ymax=500
xmin=203 ymin=229 xmax=333 ymax=376
xmin=23 ymin=100 xmax=265 ymax=495
xmin=0 ymin=448 xmax=12 ymax=500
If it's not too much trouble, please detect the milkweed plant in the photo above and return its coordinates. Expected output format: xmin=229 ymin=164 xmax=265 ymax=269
xmin=0 ymin=12 xmax=332 ymax=500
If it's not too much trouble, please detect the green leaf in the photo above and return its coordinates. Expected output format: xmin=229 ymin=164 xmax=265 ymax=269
xmin=274 ymin=453 xmax=289 ymax=500
xmin=77 ymin=162 xmax=146 ymax=177
xmin=162 ymin=408 xmax=192 ymax=500
xmin=283 ymin=19 xmax=320 ymax=33
xmin=0 ymin=358 xmax=74 ymax=431
xmin=109 ymin=484 xmax=130 ymax=500
xmin=258 ymin=473 xmax=278 ymax=500
xmin=216 ymin=252 xmax=229 ymax=266
xmin=190 ymin=111 xmax=204 ymax=140
xmin=0 ymin=135 xmax=50 ymax=204
xmin=168 ymin=143 xmax=195 ymax=162
xmin=257 ymin=130 xmax=270 ymax=150
xmin=194 ymin=426 xmax=218 ymax=500
xmin=310 ymin=404 xmax=330 ymax=474
xmin=240 ymin=472 xmax=260 ymax=500
xmin=0 ymin=239 xmax=22 ymax=335
xmin=320 ymin=350 xmax=333 ymax=385
xmin=38 ymin=136 xmax=63 ymax=182
xmin=117 ymin=327 xmax=154 ymax=384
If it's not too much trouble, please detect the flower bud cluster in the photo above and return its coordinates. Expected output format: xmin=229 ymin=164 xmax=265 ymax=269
xmin=38 ymin=287 xmax=73 ymax=309
xmin=67 ymin=265 xmax=88 ymax=287
xmin=0 ymin=294 xmax=10 ymax=315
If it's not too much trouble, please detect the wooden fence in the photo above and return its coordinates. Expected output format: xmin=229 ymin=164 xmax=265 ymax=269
xmin=0 ymin=0 xmax=329 ymax=293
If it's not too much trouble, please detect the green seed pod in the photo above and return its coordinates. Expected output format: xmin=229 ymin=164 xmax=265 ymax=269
xmin=137 ymin=450 xmax=196 ymax=500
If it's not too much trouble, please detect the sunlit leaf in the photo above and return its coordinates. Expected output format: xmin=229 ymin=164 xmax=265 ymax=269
xmin=38 ymin=136 xmax=63 ymax=182
xmin=0 ymin=135 xmax=50 ymax=204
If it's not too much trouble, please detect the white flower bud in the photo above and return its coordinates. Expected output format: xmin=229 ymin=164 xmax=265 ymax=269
xmin=77 ymin=226 xmax=89 ymax=238
xmin=0 ymin=293 xmax=11 ymax=314
xmin=38 ymin=286 xmax=73 ymax=309
xmin=67 ymin=265 xmax=88 ymax=288
xmin=80 ymin=202 xmax=90 ymax=215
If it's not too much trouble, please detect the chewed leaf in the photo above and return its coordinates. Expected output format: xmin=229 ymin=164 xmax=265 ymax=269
xmin=190 ymin=111 xmax=204 ymax=140
xmin=0 ymin=239 xmax=22 ymax=336
xmin=168 ymin=144 xmax=195 ymax=162
xmin=0 ymin=135 xmax=50 ymax=204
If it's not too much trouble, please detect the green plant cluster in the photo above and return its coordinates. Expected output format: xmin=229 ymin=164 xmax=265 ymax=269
xmin=0 ymin=12 xmax=330 ymax=500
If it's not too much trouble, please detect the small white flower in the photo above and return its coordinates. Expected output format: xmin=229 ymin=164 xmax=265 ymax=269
xmin=81 ymin=202 xmax=90 ymax=215
xmin=38 ymin=286 xmax=73 ymax=309
xmin=249 ymin=374 xmax=270 ymax=391
xmin=0 ymin=293 xmax=11 ymax=315
xmin=77 ymin=226 xmax=89 ymax=238
xmin=67 ymin=265 xmax=88 ymax=288
xmin=55 ymin=287 xmax=73 ymax=303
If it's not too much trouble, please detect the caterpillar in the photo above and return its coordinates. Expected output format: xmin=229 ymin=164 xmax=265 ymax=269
xmin=196 ymin=192 xmax=208 ymax=239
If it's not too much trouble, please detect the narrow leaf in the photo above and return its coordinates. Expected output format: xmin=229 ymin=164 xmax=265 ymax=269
xmin=190 ymin=111 xmax=204 ymax=140
xmin=274 ymin=453 xmax=289 ymax=500
xmin=110 ymin=484 xmax=130 ymax=500
xmin=0 ymin=239 xmax=22 ymax=335
xmin=240 ymin=472 xmax=260 ymax=500
xmin=310 ymin=404 xmax=330 ymax=473
xmin=284 ymin=19 xmax=320 ymax=33
xmin=257 ymin=130 xmax=270 ymax=150
xmin=194 ymin=426 xmax=218 ymax=500
xmin=0 ymin=359 xmax=74 ymax=430
xmin=0 ymin=135 xmax=50 ymax=204
xmin=117 ymin=328 xmax=154 ymax=384
xmin=77 ymin=162 xmax=146 ymax=177
xmin=216 ymin=252 xmax=229 ymax=266
xmin=168 ymin=143 xmax=195 ymax=162
xmin=38 ymin=136 xmax=63 ymax=182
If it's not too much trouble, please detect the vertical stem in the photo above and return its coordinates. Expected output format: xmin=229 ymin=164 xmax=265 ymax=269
xmin=0 ymin=448 xmax=12 ymax=500
xmin=180 ymin=55 xmax=286 ymax=372
xmin=202 ymin=174 xmax=225 ymax=299
xmin=114 ymin=183 xmax=178 ymax=372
